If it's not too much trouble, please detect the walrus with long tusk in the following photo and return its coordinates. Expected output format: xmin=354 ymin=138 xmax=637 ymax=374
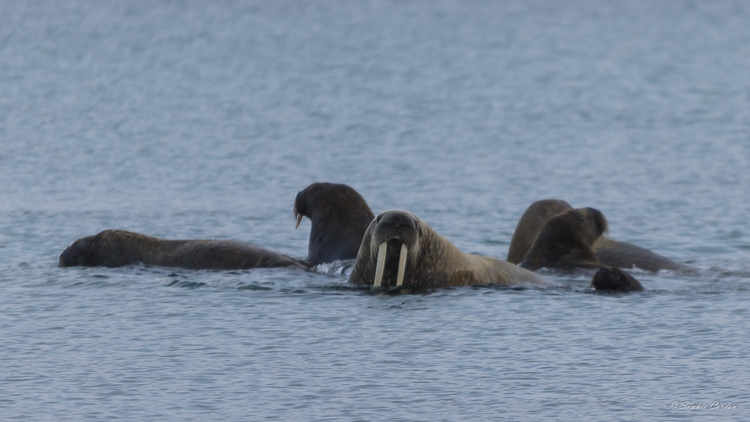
xmin=508 ymin=199 xmax=696 ymax=273
xmin=59 ymin=230 xmax=309 ymax=270
xmin=348 ymin=210 xmax=548 ymax=289
xmin=293 ymin=182 xmax=375 ymax=265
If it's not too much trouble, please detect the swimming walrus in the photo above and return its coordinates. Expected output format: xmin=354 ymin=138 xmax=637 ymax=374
xmin=518 ymin=208 xmax=646 ymax=291
xmin=59 ymin=229 xmax=309 ymax=270
xmin=508 ymin=199 xmax=695 ymax=273
xmin=293 ymin=182 xmax=375 ymax=265
xmin=519 ymin=207 xmax=609 ymax=272
xmin=348 ymin=210 xmax=548 ymax=289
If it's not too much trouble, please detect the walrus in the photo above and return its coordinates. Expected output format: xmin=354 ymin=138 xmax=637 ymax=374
xmin=591 ymin=267 xmax=644 ymax=292
xmin=519 ymin=208 xmax=609 ymax=272
xmin=348 ymin=210 xmax=548 ymax=289
xmin=507 ymin=199 xmax=573 ymax=264
xmin=518 ymin=208 xmax=646 ymax=290
xmin=59 ymin=230 xmax=309 ymax=270
xmin=508 ymin=199 xmax=695 ymax=273
xmin=293 ymin=182 xmax=375 ymax=265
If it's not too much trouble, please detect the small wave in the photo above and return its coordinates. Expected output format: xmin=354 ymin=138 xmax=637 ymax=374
xmin=313 ymin=260 xmax=355 ymax=276
xmin=236 ymin=283 xmax=274 ymax=291
xmin=163 ymin=279 xmax=207 ymax=289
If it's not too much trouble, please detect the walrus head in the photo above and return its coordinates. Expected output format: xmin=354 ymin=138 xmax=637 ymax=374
xmin=293 ymin=182 xmax=375 ymax=265
xmin=591 ymin=267 xmax=644 ymax=292
xmin=519 ymin=207 xmax=608 ymax=271
xmin=59 ymin=230 xmax=148 ymax=267
xmin=507 ymin=199 xmax=572 ymax=264
xmin=59 ymin=235 xmax=98 ymax=267
xmin=347 ymin=210 xmax=430 ymax=289
xmin=368 ymin=210 xmax=422 ymax=288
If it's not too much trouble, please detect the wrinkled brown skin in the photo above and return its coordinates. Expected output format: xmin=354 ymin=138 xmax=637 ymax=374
xmin=59 ymin=230 xmax=309 ymax=270
xmin=508 ymin=199 xmax=695 ymax=273
xmin=348 ymin=210 xmax=547 ymax=289
xmin=591 ymin=267 xmax=644 ymax=292
xmin=519 ymin=208 xmax=609 ymax=272
xmin=294 ymin=182 xmax=375 ymax=265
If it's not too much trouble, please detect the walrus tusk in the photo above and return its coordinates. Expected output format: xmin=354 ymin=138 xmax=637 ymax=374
xmin=294 ymin=213 xmax=303 ymax=230
xmin=396 ymin=243 xmax=407 ymax=287
xmin=373 ymin=242 xmax=387 ymax=287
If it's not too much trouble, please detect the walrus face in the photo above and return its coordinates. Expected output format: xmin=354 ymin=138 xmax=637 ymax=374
xmin=293 ymin=182 xmax=373 ymax=229
xmin=59 ymin=236 xmax=95 ymax=267
xmin=549 ymin=208 xmax=608 ymax=246
xmin=519 ymin=207 xmax=609 ymax=271
xmin=367 ymin=210 xmax=422 ymax=288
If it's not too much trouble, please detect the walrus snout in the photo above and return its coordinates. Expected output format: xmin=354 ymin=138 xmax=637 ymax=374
xmin=59 ymin=239 xmax=90 ymax=267
xmin=58 ymin=246 xmax=74 ymax=267
xmin=583 ymin=208 xmax=608 ymax=237
xmin=372 ymin=210 xmax=419 ymax=245
xmin=293 ymin=190 xmax=307 ymax=229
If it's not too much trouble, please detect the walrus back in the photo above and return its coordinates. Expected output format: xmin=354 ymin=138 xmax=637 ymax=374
xmin=162 ymin=240 xmax=308 ymax=270
xmin=593 ymin=237 xmax=696 ymax=273
xmin=463 ymin=253 xmax=547 ymax=286
xmin=60 ymin=230 xmax=309 ymax=270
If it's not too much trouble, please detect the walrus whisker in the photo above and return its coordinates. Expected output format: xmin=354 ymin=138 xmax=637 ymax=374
xmin=373 ymin=242 xmax=387 ymax=287
xmin=396 ymin=243 xmax=407 ymax=287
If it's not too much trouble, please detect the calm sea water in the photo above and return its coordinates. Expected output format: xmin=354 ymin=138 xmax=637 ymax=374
xmin=2 ymin=1 xmax=749 ymax=420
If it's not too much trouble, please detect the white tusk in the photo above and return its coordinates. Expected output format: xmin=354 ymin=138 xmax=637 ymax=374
xmin=294 ymin=214 xmax=303 ymax=230
xmin=373 ymin=242 xmax=387 ymax=287
xmin=396 ymin=243 xmax=407 ymax=287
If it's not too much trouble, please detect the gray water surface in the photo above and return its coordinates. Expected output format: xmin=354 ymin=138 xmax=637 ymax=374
xmin=1 ymin=1 xmax=749 ymax=420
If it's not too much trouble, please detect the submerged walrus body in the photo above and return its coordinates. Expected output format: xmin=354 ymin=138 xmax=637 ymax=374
xmin=293 ymin=182 xmax=375 ymax=265
xmin=348 ymin=210 xmax=547 ymax=289
xmin=59 ymin=230 xmax=309 ymax=270
xmin=509 ymin=199 xmax=695 ymax=273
